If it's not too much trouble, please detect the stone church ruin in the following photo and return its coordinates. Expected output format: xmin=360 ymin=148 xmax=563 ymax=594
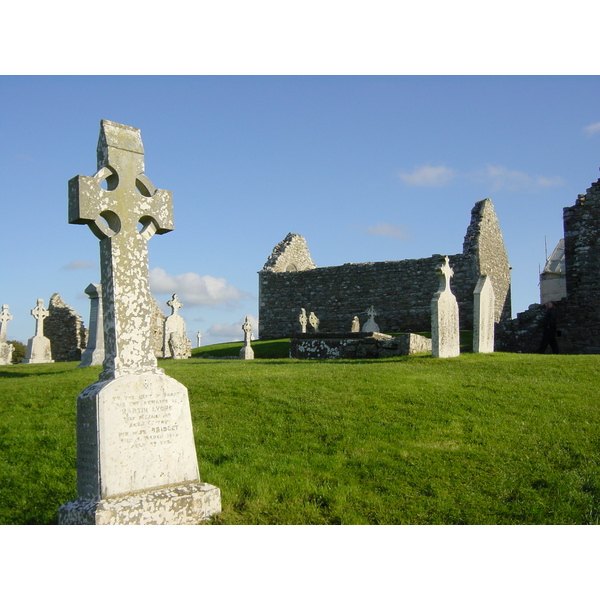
xmin=259 ymin=198 xmax=512 ymax=340
xmin=497 ymin=174 xmax=600 ymax=354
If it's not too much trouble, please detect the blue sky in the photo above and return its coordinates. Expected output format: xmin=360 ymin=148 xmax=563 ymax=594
xmin=2 ymin=75 xmax=600 ymax=345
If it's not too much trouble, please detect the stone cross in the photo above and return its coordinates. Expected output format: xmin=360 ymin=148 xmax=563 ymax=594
xmin=431 ymin=255 xmax=460 ymax=358
xmin=299 ymin=308 xmax=308 ymax=333
xmin=242 ymin=316 xmax=252 ymax=344
xmin=351 ymin=316 xmax=360 ymax=333
xmin=31 ymin=299 xmax=49 ymax=337
xmin=0 ymin=304 xmax=12 ymax=342
xmin=439 ymin=256 xmax=454 ymax=292
xmin=239 ymin=316 xmax=254 ymax=360
xmin=308 ymin=311 xmax=320 ymax=333
xmin=362 ymin=305 xmax=380 ymax=333
xmin=69 ymin=120 xmax=174 ymax=379
xmin=60 ymin=120 xmax=220 ymax=525
xmin=167 ymin=294 xmax=183 ymax=315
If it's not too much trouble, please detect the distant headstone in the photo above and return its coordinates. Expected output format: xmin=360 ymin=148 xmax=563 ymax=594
xmin=239 ymin=316 xmax=255 ymax=360
xmin=163 ymin=294 xmax=191 ymax=359
xmin=22 ymin=299 xmax=54 ymax=364
xmin=197 ymin=331 xmax=202 ymax=348
xmin=473 ymin=275 xmax=495 ymax=353
xmin=0 ymin=304 xmax=14 ymax=365
xmin=299 ymin=308 xmax=308 ymax=333
xmin=351 ymin=316 xmax=360 ymax=332
xmin=308 ymin=311 xmax=320 ymax=333
xmin=45 ymin=293 xmax=87 ymax=362
xmin=151 ymin=296 xmax=166 ymax=358
xmin=79 ymin=283 xmax=105 ymax=367
xmin=362 ymin=306 xmax=380 ymax=333
xmin=59 ymin=120 xmax=220 ymax=525
xmin=431 ymin=256 xmax=460 ymax=358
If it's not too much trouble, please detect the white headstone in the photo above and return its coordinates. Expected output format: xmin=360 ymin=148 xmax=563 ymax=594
xmin=473 ymin=275 xmax=495 ymax=353
xmin=239 ymin=316 xmax=254 ymax=360
xmin=79 ymin=283 xmax=105 ymax=367
xmin=163 ymin=294 xmax=191 ymax=359
xmin=361 ymin=306 xmax=380 ymax=332
xmin=22 ymin=299 xmax=54 ymax=364
xmin=351 ymin=316 xmax=360 ymax=332
xmin=308 ymin=311 xmax=320 ymax=333
xmin=0 ymin=304 xmax=14 ymax=365
xmin=59 ymin=120 xmax=220 ymax=525
xmin=196 ymin=331 xmax=202 ymax=348
xmin=431 ymin=256 xmax=460 ymax=358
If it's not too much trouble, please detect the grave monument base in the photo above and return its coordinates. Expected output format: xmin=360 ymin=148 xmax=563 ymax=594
xmin=239 ymin=346 xmax=254 ymax=360
xmin=22 ymin=336 xmax=54 ymax=363
xmin=58 ymin=482 xmax=221 ymax=525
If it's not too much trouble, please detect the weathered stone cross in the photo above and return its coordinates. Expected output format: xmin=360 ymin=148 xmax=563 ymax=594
xmin=69 ymin=120 xmax=174 ymax=379
xmin=31 ymin=299 xmax=49 ymax=337
xmin=167 ymin=294 xmax=183 ymax=315
xmin=0 ymin=304 xmax=12 ymax=342
xmin=439 ymin=255 xmax=454 ymax=291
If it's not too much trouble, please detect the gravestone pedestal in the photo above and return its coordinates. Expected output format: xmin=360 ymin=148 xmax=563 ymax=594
xmin=59 ymin=372 xmax=219 ymax=524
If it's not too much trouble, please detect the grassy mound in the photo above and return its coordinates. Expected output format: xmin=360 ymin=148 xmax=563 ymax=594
xmin=1 ymin=351 xmax=599 ymax=524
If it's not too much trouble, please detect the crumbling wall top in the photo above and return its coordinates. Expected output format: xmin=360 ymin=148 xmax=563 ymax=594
xmin=262 ymin=233 xmax=317 ymax=273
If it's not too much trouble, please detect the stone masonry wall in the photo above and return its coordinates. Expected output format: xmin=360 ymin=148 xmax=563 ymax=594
xmin=497 ymin=176 xmax=600 ymax=354
xmin=45 ymin=293 xmax=87 ymax=362
xmin=259 ymin=199 xmax=511 ymax=340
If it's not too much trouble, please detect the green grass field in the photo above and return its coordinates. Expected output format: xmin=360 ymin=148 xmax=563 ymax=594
xmin=1 ymin=343 xmax=600 ymax=525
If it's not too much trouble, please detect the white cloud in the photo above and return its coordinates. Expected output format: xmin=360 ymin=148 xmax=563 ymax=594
xmin=150 ymin=267 xmax=251 ymax=307
xmin=399 ymin=165 xmax=456 ymax=186
xmin=365 ymin=223 xmax=412 ymax=240
xmin=583 ymin=122 xmax=600 ymax=136
xmin=63 ymin=260 xmax=96 ymax=270
xmin=481 ymin=165 xmax=563 ymax=192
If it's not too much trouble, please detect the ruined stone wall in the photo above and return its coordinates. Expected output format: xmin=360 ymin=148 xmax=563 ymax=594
xmin=259 ymin=199 xmax=511 ymax=339
xmin=45 ymin=293 xmax=87 ymax=362
xmin=497 ymin=176 xmax=600 ymax=354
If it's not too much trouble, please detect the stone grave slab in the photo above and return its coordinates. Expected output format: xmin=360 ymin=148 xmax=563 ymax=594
xmin=473 ymin=274 xmax=495 ymax=353
xmin=431 ymin=256 xmax=460 ymax=358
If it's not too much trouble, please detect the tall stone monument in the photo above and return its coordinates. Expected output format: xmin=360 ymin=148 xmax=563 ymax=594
xmin=239 ymin=316 xmax=254 ymax=360
xmin=22 ymin=299 xmax=54 ymax=364
xmin=431 ymin=256 xmax=460 ymax=358
xmin=79 ymin=283 xmax=105 ymax=367
xmin=59 ymin=120 xmax=220 ymax=525
xmin=197 ymin=331 xmax=202 ymax=348
xmin=473 ymin=275 xmax=495 ymax=353
xmin=0 ymin=304 xmax=14 ymax=365
xmin=163 ymin=294 xmax=191 ymax=359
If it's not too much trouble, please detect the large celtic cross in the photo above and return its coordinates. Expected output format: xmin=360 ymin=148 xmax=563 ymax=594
xmin=31 ymin=299 xmax=49 ymax=337
xmin=69 ymin=120 xmax=173 ymax=379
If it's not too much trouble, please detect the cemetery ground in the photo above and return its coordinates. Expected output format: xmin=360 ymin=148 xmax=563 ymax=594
xmin=1 ymin=343 xmax=600 ymax=525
